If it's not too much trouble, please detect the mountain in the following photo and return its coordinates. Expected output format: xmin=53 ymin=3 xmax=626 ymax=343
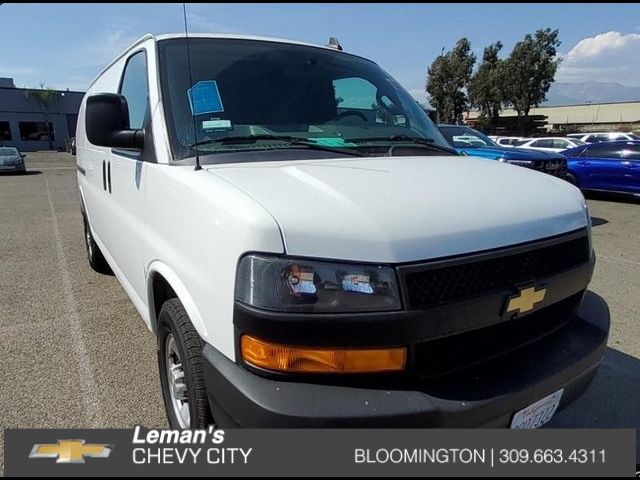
xmin=544 ymin=82 xmax=640 ymax=106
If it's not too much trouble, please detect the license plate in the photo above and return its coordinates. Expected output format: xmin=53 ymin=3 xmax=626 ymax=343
xmin=510 ymin=389 xmax=563 ymax=429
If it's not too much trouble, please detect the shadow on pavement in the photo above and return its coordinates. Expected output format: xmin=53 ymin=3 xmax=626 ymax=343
xmin=585 ymin=191 xmax=640 ymax=205
xmin=0 ymin=170 xmax=42 ymax=176
xmin=590 ymin=216 xmax=609 ymax=227
xmin=548 ymin=348 xmax=640 ymax=457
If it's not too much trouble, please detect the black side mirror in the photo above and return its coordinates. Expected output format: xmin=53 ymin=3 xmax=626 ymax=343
xmin=86 ymin=93 xmax=144 ymax=149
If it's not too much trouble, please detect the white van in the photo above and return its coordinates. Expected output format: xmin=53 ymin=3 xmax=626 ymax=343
xmin=77 ymin=33 xmax=609 ymax=429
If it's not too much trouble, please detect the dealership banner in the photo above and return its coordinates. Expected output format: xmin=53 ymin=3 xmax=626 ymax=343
xmin=3 ymin=428 xmax=636 ymax=477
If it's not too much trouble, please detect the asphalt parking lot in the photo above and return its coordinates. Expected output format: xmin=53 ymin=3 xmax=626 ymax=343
xmin=1 ymin=151 xmax=639 ymax=472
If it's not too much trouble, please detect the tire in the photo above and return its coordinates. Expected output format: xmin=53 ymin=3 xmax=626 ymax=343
xmin=566 ymin=172 xmax=579 ymax=187
xmin=83 ymin=213 xmax=111 ymax=274
xmin=157 ymin=298 xmax=214 ymax=429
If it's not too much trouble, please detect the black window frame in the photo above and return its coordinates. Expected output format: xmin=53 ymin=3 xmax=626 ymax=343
xmin=18 ymin=121 xmax=55 ymax=142
xmin=114 ymin=48 xmax=150 ymax=159
xmin=0 ymin=121 xmax=11 ymax=141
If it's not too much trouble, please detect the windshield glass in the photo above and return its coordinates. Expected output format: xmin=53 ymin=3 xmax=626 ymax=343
xmin=0 ymin=148 xmax=18 ymax=156
xmin=438 ymin=125 xmax=497 ymax=148
xmin=158 ymin=38 xmax=450 ymax=162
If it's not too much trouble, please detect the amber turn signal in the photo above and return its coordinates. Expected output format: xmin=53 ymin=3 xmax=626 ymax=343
xmin=240 ymin=335 xmax=406 ymax=373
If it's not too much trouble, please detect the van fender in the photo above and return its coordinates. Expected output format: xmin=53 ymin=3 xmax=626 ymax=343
xmin=146 ymin=260 xmax=209 ymax=340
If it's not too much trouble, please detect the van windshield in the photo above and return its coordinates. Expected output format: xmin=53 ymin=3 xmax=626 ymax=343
xmin=158 ymin=37 xmax=451 ymax=162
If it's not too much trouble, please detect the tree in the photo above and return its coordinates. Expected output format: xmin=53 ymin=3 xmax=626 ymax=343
xmin=426 ymin=38 xmax=476 ymax=124
xmin=25 ymin=83 xmax=58 ymax=150
xmin=468 ymin=41 xmax=504 ymax=133
xmin=502 ymin=29 xmax=561 ymax=135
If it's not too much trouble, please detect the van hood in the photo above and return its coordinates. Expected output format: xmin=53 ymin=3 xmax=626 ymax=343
xmin=206 ymin=156 xmax=588 ymax=263
xmin=457 ymin=146 xmax=565 ymax=161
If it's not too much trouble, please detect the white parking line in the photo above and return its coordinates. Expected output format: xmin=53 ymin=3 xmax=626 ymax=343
xmin=44 ymin=173 xmax=104 ymax=427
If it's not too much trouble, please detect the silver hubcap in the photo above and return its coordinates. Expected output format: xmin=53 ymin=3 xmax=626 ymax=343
xmin=165 ymin=335 xmax=190 ymax=428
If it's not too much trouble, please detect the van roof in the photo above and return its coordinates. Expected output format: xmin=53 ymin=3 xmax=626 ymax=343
xmin=89 ymin=33 xmax=365 ymax=90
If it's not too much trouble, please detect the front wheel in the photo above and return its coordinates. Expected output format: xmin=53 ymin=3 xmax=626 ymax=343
xmin=157 ymin=298 xmax=214 ymax=429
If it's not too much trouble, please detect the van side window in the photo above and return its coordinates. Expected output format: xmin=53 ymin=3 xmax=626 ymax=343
xmin=119 ymin=51 xmax=149 ymax=129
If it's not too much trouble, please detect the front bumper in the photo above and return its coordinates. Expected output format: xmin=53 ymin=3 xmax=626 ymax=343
xmin=0 ymin=163 xmax=26 ymax=173
xmin=202 ymin=290 xmax=609 ymax=427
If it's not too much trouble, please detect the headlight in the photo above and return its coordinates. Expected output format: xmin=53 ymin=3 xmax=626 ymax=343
xmin=235 ymin=254 xmax=401 ymax=313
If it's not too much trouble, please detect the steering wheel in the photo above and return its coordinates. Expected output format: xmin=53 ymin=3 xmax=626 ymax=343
xmin=334 ymin=110 xmax=369 ymax=122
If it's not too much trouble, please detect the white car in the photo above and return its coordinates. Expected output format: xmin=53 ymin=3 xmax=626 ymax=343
xmin=567 ymin=132 xmax=640 ymax=143
xmin=516 ymin=137 xmax=587 ymax=153
xmin=77 ymin=33 xmax=609 ymax=429
xmin=493 ymin=136 xmax=529 ymax=147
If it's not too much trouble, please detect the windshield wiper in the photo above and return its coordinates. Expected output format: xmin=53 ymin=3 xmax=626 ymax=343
xmin=347 ymin=135 xmax=457 ymax=154
xmin=190 ymin=134 xmax=366 ymax=157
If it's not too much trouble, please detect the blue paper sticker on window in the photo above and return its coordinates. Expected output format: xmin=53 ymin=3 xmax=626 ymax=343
xmin=187 ymin=80 xmax=224 ymax=116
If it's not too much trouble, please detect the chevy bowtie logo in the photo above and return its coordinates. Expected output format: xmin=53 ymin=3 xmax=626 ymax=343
xmin=29 ymin=440 xmax=113 ymax=463
xmin=505 ymin=286 xmax=547 ymax=315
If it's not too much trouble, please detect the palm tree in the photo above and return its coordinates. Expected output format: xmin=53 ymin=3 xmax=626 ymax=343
xmin=25 ymin=83 xmax=58 ymax=150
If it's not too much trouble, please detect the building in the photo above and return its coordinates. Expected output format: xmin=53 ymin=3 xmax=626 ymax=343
xmin=465 ymin=100 xmax=640 ymax=135
xmin=0 ymin=77 xmax=84 ymax=151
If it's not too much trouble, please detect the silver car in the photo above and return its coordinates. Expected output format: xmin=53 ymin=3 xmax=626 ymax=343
xmin=0 ymin=147 xmax=26 ymax=173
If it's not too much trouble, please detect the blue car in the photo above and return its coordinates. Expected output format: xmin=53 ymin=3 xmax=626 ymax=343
xmin=562 ymin=140 xmax=640 ymax=196
xmin=438 ymin=124 xmax=568 ymax=179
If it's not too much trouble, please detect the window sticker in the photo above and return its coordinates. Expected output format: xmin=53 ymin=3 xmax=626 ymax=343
xmin=187 ymin=80 xmax=224 ymax=116
xmin=202 ymin=119 xmax=232 ymax=131
xmin=309 ymin=137 xmax=357 ymax=147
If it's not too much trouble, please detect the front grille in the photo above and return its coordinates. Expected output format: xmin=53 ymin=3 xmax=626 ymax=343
xmin=413 ymin=292 xmax=584 ymax=378
xmin=403 ymin=233 xmax=590 ymax=309
xmin=526 ymin=158 xmax=568 ymax=178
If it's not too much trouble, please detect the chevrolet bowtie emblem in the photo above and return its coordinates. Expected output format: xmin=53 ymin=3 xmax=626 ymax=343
xmin=505 ymin=286 xmax=547 ymax=315
xmin=29 ymin=440 xmax=113 ymax=463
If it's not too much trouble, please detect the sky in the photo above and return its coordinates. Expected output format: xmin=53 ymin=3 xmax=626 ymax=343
xmin=2 ymin=2 xmax=640 ymax=102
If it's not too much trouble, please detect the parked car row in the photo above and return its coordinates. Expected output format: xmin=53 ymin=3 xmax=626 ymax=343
xmin=567 ymin=132 xmax=640 ymax=143
xmin=439 ymin=125 xmax=568 ymax=179
xmin=492 ymin=132 xmax=638 ymax=152
xmin=449 ymin=127 xmax=639 ymax=197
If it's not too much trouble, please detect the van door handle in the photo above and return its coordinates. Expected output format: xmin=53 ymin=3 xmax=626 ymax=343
xmin=107 ymin=161 xmax=112 ymax=193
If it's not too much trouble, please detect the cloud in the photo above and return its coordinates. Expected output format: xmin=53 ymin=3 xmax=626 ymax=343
xmin=76 ymin=29 xmax=141 ymax=69
xmin=0 ymin=66 xmax=38 ymax=77
xmin=408 ymin=88 xmax=428 ymax=104
xmin=186 ymin=13 xmax=236 ymax=34
xmin=557 ymin=31 xmax=640 ymax=86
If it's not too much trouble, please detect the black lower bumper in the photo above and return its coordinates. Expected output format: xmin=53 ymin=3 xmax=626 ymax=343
xmin=202 ymin=291 xmax=609 ymax=427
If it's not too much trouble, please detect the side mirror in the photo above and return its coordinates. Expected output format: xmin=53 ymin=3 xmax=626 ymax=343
xmin=86 ymin=93 xmax=144 ymax=149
